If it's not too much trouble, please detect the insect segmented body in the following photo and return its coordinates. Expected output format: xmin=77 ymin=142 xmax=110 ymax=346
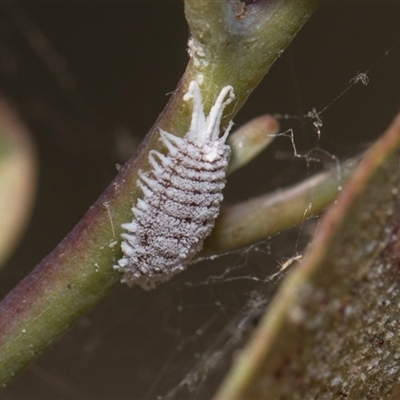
xmin=115 ymin=80 xmax=235 ymax=289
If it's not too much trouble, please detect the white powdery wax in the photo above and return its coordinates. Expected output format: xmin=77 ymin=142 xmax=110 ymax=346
xmin=115 ymin=80 xmax=235 ymax=289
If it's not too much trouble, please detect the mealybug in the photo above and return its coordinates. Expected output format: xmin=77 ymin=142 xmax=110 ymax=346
xmin=115 ymin=80 xmax=235 ymax=289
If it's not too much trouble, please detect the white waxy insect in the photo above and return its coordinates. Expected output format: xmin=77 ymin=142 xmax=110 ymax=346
xmin=115 ymin=80 xmax=235 ymax=289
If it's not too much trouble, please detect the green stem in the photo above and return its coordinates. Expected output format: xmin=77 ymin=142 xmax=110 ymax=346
xmin=0 ymin=0 xmax=320 ymax=388
xmin=227 ymin=115 xmax=279 ymax=175
xmin=205 ymin=160 xmax=357 ymax=253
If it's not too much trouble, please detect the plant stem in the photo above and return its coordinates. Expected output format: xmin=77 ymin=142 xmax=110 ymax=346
xmin=0 ymin=0 xmax=320 ymax=388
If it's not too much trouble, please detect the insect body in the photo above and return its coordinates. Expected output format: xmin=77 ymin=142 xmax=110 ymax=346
xmin=115 ymin=80 xmax=235 ymax=289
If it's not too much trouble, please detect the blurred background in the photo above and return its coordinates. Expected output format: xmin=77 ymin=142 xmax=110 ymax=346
xmin=0 ymin=1 xmax=399 ymax=399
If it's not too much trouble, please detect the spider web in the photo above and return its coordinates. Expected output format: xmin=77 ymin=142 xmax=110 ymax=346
xmin=1 ymin=2 xmax=400 ymax=400
xmin=149 ymin=75 xmax=377 ymax=400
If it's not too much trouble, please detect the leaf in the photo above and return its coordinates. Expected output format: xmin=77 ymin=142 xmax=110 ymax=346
xmin=0 ymin=99 xmax=37 ymax=268
xmin=214 ymin=110 xmax=400 ymax=399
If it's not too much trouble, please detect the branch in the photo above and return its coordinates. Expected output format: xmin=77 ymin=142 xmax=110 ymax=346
xmin=204 ymin=159 xmax=357 ymax=253
xmin=0 ymin=0 xmax=320 ymax=388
